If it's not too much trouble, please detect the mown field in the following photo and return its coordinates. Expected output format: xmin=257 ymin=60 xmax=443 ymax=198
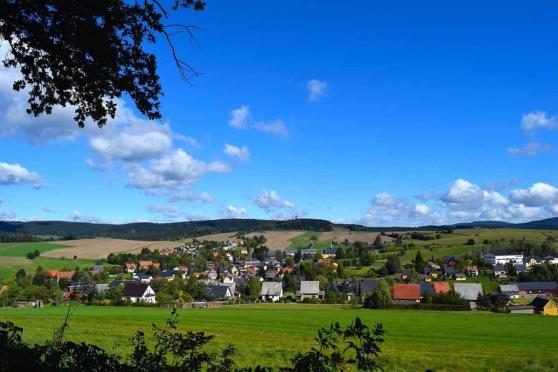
xmin=0 ymin=304 xmax=557 ymax=371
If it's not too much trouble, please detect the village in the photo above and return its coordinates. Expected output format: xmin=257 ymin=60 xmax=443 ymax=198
xmin=5 ymin=234 xmax=558 ymax=316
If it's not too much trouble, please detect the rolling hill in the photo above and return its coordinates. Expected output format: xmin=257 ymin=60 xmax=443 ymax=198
xmin=1 ymin=216 xmax=558 ymax=241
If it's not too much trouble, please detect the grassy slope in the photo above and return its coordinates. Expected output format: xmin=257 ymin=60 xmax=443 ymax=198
xmin=0 ymin=256 xmax=95 ymax=279
xmin=0 ymin=304 xmax=557 ymax=371
xmin=0 ymin=242 xmax=70 ymax=257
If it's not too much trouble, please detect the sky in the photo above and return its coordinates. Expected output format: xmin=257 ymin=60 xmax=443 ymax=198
xmin=1 ymin=1 xmax=558 ymax=226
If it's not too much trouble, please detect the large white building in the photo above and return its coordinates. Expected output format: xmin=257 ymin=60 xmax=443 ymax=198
xmin=484 ymin=253 xmax=523 ymax=266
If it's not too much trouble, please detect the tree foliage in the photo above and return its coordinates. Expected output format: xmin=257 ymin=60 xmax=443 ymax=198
xmin=0 ymin=0 xmax=206 ymax=127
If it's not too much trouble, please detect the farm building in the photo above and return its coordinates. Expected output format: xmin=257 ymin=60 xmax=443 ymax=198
xmin=454 ymin=283 xmax=483 ymax=309
xmin=260 ymin=282 xmax=283 ymax=302
xmin=530 ymin=297 xmax=558 ymax=316
xmin=297 ymin=281 xmax=324 ymax=301
xmin=393 ymin=284 xmax=421 ymax=304
xmin=507 ymin=305 xmax=535 ymax=315
xmin=500 ymin=284 xmax=520 ymax=298
xmin=516 ymin=282 xmax=558 ymax=297
xmin=206 ymin=285 xmax=234 ymax=299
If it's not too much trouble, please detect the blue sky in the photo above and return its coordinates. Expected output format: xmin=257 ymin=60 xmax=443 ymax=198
xmin=1 ymin=1 xmax=558 ymax=226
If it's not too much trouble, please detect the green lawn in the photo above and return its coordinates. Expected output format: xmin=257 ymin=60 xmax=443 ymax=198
xmin=0 ymin=304 xmax=556 ymax=371
xmin=0 ymin=256 xmax=96 ymax=279
xmin=0 ymin=242 xmax=70 ymax=257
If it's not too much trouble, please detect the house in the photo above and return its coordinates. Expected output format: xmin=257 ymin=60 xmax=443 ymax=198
xmin=401 ymin=269 xmax=413 ymax=280
xmin=432 ymin=282 xmax=451 ymax=294
xmin=122 ymin=282 xmax=156 ymax=303
xmin=139 ymin=260 xmax=153 ymax=269
xmin=465 ymin=265 xmax=479 ymax=277
xmin=297 ymin=281 xmax=324 ymax=301
xmin=484 ymin=253 xmax=523 ymax=266
xmin=47 ymin=270 xmax=59 ymax=279
xmin=493 ymin=265 xmax=507 ymax=278
xmin=95 ymin=283 xmax=109 ymax=294
xmin=516 ymin=282 xmax=558 ymax=297
xmin=320 ymin=248 xmax=337 ymax=259
xmin=524 ymin=256 xmax=541 ymax=269
xmin=543 ymin=256 xmax=558 ymax=265
xmin=530 ymin=297 xmax=558 ymax=316
xmin=206 ymin=285 xmax=233 ymax=299
xmin=57 ymin=271 xmax=75 ymax=281
xmin=260 ymin=282 xmax=283 ymax=302
xmin=514 ymin=264 xmax=528 ymax=274
xmin=160 ymin=270 xmax=175 ymax=281
xmin=393 ymin=284 xmax=421 ymax=304
xmin=137 ymin=272 xmax=153 ymax=283
xmin=508 ymin=305 xmax=535 ymax=314
xmin=454 ymin=283 xmax=483 ymax=309
xmin=455 ymin=273 xmax=466 ymax=281
xmin=443 ymin=266 xmax=457 ymax=276
xmin=419 ymin=282 xmax=434 ymax=297
xmin=92 ymin=264 xmax=104 ymax=273
xmin=355 ymin=279 xmax=379 ymax=298
xmin=500 ymin=284 xmax=520 ymax=298
xmin=125 ymin=263 xmax=137 ymax=273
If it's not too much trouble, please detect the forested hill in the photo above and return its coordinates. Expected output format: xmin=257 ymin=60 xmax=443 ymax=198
xmin=1 ymin=216 xmax=558 ymax=241
xmin=0 ymin=219 xmax=335 ymax=241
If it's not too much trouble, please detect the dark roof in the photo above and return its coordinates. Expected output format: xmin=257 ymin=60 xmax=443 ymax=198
xmin=444 ymin=266 xmax=457 ymax=274
xmin=123 ymin=282 xmax=150 ymax=297
xmin=206 ymin=285 xmax=231 ymax=298
xmin=508 ymin=305 xmax=534 ymax=311
xmin=493 ymin=265 xmax=506 ymax=272
xmin=355 ymin=279 xmax=379 ymax=296
xmin=517 ymin=282 xmax=558 ymax=292
xmin=530 ymin=296 xmax=551 ymax=311
xmin=419 ymin=282 xmax=434 ymax=296
xmin=109 ymin=279 xmax=136 ymax=288
xmin=322 ymin=248 xmax=337 ymax=255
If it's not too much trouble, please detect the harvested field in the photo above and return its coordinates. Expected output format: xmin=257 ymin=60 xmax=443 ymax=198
xmin=319 ymin=228 xmax=393 ymax=244
xmin=247 ymin=231 xmax=306 ymax=251
xmin=42 ymin=239 xmax=183 ymax=259
xmin=0 ymin=257 xmax=31 ymax=265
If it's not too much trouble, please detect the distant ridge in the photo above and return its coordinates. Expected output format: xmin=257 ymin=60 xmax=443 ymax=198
xmin=1 ymin=216 xmax=557 ymax=241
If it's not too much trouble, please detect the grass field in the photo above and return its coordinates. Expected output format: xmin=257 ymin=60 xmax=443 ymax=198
xmin=0 ymin=242 xmax=70 ymax=257
xmin=0 ymin=304 xmax=556 ymax=371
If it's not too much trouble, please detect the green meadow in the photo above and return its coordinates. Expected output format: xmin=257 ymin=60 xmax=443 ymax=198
xmin=0 ymin=304 xmax=557 ymax=371
xmin=0 ymin=242 xmax=94 ymax=278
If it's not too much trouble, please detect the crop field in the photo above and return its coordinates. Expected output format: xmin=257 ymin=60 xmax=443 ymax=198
xmin=42 ymin=239 xmax=183 ymax=259
xmin=0 ymin=304 xmax=556 ymax=371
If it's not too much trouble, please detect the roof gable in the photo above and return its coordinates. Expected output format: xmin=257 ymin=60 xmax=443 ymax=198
xmin=393 ymin=284 xmax=421 ymax=300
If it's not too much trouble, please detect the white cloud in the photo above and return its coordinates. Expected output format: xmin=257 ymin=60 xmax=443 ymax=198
xmin=441 ymin=179 xmax=484 ymax=208
xmin=509 ymin=183 xmax=558 ymax=207
xmin=0 ymin=162 xmax=43 ymax=188
xmin=167 ymin=191 xmax=213 ymax=204
xmin=253 ymin=119 xmax=288 ymax=136
xmin=307 ymin=79 xmax=327 ymax=102
xmin=127 ymin=149 xmax=229 ymax=190
xmin=221 ymin=205 xmax=248 ymax=219
xmin=521 ymin=111 xmax=558 ymax=132
xmin=229 ymin=105 xmax=250 ymax=128
xmin=223 ymin=144 xmax=250 ymax=162
xmin=508 ymin=143 xmax=552 ymax=156
xmin=0 ymin=210 xmax=16 ymax=220
xmin=147 ymin=204 xmax=182 ymax=218
xmin=89 ymin=121 xmax=173 ymax=162
xmin=67 ymin=210 xmax=103 ymax=223
xmin=41 ymin=206 xmax=56 ymax=213
xmin=255 ymin=190 xmax=295 ymax=213
xmin=362 ymin=193 xmax=440 ymax=226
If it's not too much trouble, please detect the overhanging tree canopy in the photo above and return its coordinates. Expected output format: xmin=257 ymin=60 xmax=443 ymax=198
xmin=0 ymin=0 xmax=205 ymax=127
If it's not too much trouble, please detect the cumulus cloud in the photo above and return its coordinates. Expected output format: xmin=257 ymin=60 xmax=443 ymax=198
xmin=229 ymin=105 xmax=288 ymax=136
xmin=521 ymin=111 xmax=558 ymax=132
xmin=167 ymin=191 xmax=213 ymax=204
xmin=509 ymin=183 xmax=558 ymax=207
xmin=229 ymin=105 xmax=250 ymax=128
xmin=127 ymin=149 xmax=229 ymax=190
xmin=67 ymin=210 xmax=104 ymax=223
xmin=41 ymin=206 xmax=56 ymax=213
xmin=0 ymin=210 xmax=16 ymax=220
xmin=255 ymin=190 xmax=295 ymax=213
xmin=253 ymin=120 xmax=288 ymax=136
xmin=307 ymin=79 xmax=327 ymax=102
xmin=0 ymin=162 xmax=43 ymax=188
xmin=223 ymin=144 xmax=250 ymax=162
xmin=508 ymin=143 xmax=552 ymax=156
xmin=221 ymin=205 xmax=248 ymax=219
xmin=147 ymin=204 xmax=182 ymax=219
xmin=362 ymin=192 xmax=441 ymax=226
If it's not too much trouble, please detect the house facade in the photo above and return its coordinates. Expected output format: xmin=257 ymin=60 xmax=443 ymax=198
xmin=260 ymin=282 xmax=283 ymax=302
xmin=122 ymin=282 xmax=156 ymax=303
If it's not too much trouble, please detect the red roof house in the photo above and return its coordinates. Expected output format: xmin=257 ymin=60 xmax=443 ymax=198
xmin=393 ymin=283 xmax=421 ymax=302
xmin=432 ymin=282 xmax=451 ymax=294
